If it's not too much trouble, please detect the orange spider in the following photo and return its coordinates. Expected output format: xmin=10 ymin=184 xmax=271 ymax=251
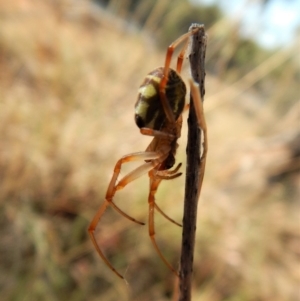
xmin=89 ymin=27 xmax=206 ymax=279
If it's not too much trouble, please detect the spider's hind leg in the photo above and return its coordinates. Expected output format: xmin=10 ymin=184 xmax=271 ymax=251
xmin=147 ymin=174 xmax=180 ymax=277
xmin=88 ymin=151 xmax=162 ymax=279
xmin=188 ymin=79 xmax=208 ymax=198
xmin=154 ymin=165 xmax=183 ymax=227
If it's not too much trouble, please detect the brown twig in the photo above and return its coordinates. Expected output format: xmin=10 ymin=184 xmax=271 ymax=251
xmin=178 ymin=24 xmax=207 ymax=301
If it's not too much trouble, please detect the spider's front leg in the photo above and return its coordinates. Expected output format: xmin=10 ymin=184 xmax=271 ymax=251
xmin=158 ymin=27 xmax=201 ymax=124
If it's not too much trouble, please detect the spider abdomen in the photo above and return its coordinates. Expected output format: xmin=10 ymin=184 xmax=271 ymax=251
xmin=135 ymin=67 xmax=186 ymax=130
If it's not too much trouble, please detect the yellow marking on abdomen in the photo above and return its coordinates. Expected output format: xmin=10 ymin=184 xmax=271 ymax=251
xmin=138 ymin=83 xmax=157 ymax=99
xmin=135 ymin=99 xmax=149 ymax=119
xmin=146 ymin=75 xmax=161 ymax=84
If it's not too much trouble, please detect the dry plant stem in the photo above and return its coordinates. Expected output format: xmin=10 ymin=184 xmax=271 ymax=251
xmin=178 ymin=24 xmax=207 ymax=301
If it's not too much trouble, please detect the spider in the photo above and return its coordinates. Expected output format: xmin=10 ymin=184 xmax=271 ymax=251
xmin=88 ymin=27 xmax=207 ymax=279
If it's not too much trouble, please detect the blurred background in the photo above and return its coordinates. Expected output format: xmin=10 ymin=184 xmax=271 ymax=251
xmin=0 ymin=0 xmax=299 ymax=300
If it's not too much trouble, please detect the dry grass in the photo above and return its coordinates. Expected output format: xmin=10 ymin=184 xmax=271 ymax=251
xmin=0 ymin=1 xmax=299 ymax=301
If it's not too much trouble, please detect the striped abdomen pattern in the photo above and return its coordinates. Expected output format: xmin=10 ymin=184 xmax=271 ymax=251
xmin=134 ymin=67 xmax=186 ymax=131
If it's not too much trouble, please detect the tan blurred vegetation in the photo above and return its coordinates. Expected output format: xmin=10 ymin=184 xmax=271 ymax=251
xmin=0 ymin=0 xmax=299 ymax=300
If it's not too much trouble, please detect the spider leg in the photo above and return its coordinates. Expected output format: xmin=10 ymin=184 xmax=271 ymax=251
xmin=106 ymin=151 xmax=162 ymax=224
xmin=154 ymin=164 xmax=183 ymax=225
xmin=183 ymin=103 xmax=190 ymax=112
xmin=167 ymin=162 xmax=182 ymax=174
xmin=88 ymin=201 xmax=124 ymax=278
xmin=156 ymin=163 xmax=183 ymax=180
xmin=163 ymin=28 xmax=201 ymax=80
xmin=159 ymin=27 xmax=200 ymax=124
xmin=154 ymin=203 xmax=182 ymax=227
xmin=176 ymin=38 xmax=190 ymax=74
xmin=88 ymin=151 xmax=164 ymax=279
xmin=140 ymin=127 xmax=175 ymax=139
xmin=156 ymin=173 xmax=182 ymax=180
xmin=148 ymin=173 xmax=179 ymax=277
xmin=189 ymin=79 xmax=208 ymax=199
